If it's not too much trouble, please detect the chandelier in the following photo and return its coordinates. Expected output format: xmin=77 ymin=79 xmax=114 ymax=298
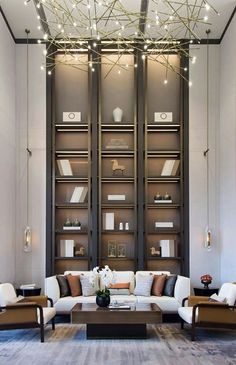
xmin=25 ymin=0 xmax=218 ymax=78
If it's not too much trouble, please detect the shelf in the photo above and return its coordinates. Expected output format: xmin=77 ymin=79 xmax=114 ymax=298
xmin=55 ymin=123 xmax=88 ymax=131
xmin=147 ymin=204 xmax=180 ymax=209
xmin=147 ymin=151 xmax=180 ymax=157
xmin=102 ymin=150 xmax=134 ymax=157
xmin=101 ymin=257 xmax=134 ymax=261
xmin=101 ymin=177 xmax=134 ymax=182
xmin=148 ymin=229 xmax=180 ymax=234
xmin=147 ymin=177 xmax=180 ymax=183
xmin=147 ymin=257 xmax=181 ymax=261
xmin=55 ymin=229 xmax=88 ymax=234
xmin=101 ymin=204 xmax=134 ymax=209
xmin=101 ymin=230 xmax=135 ymax=234
xmin=55 ymin=176 xmax=88 ymax=182
xmin=55 ymin=203 xmax=88 ymax=209
xmin=55 ymin=149 xmax=88 ymax=157
xmin=147 ymin=123 xmax=180 ymax=131
xmin=101 ymin=124 xmax=134 ymax=131
xmin=55 ymin=256 xmax=89 ymax=260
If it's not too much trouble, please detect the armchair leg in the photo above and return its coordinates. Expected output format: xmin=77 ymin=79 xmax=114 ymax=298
xmin=52 ymin=318 xmax=55 ymax=330
xmin=191 ymin=325 xmax=195 ymax=341
xmin=181 ymin=320 xmax=184 ymax=329
xmin=40 ymin=325 xmax=44 ymax=343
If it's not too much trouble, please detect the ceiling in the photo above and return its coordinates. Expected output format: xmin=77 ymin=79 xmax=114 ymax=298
xmin=0 ymin=0 xmax=235 ymax=40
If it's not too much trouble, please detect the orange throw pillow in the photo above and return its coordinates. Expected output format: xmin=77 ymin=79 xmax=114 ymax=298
xmin=66 ymin=274 xmax=82 ymax=297
xmin=109 ymin=282 xmax=130 ymax=289
xmin=151 ymin=275 xmax=167 ymax=296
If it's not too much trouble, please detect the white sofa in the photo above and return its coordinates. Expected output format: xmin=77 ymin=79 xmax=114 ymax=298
xmin=45 ymin=271 xmax=190 ymax=314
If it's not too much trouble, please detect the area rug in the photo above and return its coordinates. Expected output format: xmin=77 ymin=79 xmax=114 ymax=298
xmin=0 ymin=324 xmax=236 ymax=365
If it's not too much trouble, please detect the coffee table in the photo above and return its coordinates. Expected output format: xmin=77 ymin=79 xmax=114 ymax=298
xmin=71 ymin=303 xmax=162 ymax=339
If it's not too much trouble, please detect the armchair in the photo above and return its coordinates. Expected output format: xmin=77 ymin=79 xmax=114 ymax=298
xmin=178 ymin=283 xmax=236 ymax=341
xmin=0 ymin=283 xmax=56 ymax=342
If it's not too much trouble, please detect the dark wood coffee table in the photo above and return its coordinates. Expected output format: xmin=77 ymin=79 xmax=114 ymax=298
xmin=71 ymin=303 xmax=162 ymax=339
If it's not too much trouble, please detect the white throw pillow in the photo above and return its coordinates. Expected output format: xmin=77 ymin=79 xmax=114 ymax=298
xmin=134 ymin=274 xmax=154 ymax=296
xmin=80 ymin=274 xmax=99 ymax=296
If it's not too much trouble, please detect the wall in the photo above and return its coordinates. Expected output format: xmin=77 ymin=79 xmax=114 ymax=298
xmin=189 ymin=45 xmax=221 ymax=287
xmin=219 ymin=15 xmax=236 ymax=282
xmin=15 ymin=44 xmax=46 ymax=288
xmin=0 ymin=13 xmax=16 ymax=283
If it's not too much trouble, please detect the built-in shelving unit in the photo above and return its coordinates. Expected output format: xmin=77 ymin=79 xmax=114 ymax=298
xmin=46 ymin=45 xmax=189 ymax=276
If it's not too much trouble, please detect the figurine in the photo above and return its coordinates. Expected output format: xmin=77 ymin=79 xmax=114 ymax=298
xmin=111 ymin=159 xmax=125 ymax=175
xmin=154 ymin=193 xmax=162 ymax=202
xmin=150 ymin=247 xmax=161 ymax=257
xmin=64 ymin=218 xmax=72 ymax=227
xmin=73 ymin=218 xmax=81 ymax=230
xmin=164 ymin=192 xmax=171 ymax=200
xmin=113 ymin=107 xmax=123 ymax=122
xmin=74 ymin=246 xmax=85 ymax=257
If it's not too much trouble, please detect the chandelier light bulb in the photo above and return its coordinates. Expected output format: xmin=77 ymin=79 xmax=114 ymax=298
xmin=48 ymin=70 xmax=52 ymax=75
xmin=189 ymin=81 xmax=193 ymax=87
xmin=204 ymin=16 xmax=208 ymax=21
xmin=164 ymin=79 xmax=168 ymax=84
xmin=37 ymin=39 xmax=41 ymax=43
xmin=205 ymin=3 xmax=210 ymax=11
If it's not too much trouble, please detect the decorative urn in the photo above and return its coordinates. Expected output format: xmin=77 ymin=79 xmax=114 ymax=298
xmin=113 ymin=107 xmax=123 ymax=122
xmin=200 ymin=274 xmax=212 ymax=289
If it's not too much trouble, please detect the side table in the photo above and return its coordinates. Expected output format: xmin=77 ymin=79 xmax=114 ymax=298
xmin=194 ymin=287 xmax=219 ymax=296
xmin=16 ymin=288 xmax=41 ymax=297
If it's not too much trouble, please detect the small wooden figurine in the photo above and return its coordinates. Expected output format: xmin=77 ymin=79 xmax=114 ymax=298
xmin=111 ymin=159 xmax=126 ymax=175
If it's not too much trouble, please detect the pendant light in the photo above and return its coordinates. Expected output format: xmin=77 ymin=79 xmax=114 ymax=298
xmin=23 ymin=29 xmax=32 ymax=253
xmin=204 ymin=29 xmax=212 ymax=251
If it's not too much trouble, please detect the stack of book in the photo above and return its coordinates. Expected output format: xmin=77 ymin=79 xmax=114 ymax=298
xmin=57 ymin=159 xmax=73 ymax=176
xmin=103 ymin=213 xmax=115 ymax=230
xmin=20 ymin=284 xmax=36 ymax=289
xmin=160 ymin=240 xmax=176 ymax=257
xmin=70 ymin=186 xmax=88 ymax=203
xmin=59 ymin=240 xmax=74 ymax=257
xmin=161 ymin=160 xmax=180 ymax=176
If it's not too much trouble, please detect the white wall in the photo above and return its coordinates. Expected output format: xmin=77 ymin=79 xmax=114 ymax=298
xmin=189 ymin=45 xmax=221 ymax=287
xmin=219 ymin=15 xmax=236 ymax=283
xmin=0 ymin=14 xmax=16 ymax=283
xmin=15 ymin=44 xmax=46 ymax=288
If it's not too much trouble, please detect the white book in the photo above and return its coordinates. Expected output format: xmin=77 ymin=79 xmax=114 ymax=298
xmin=155 ymin=222 xmax=174 ymax=228
xmin=154 ymin=112 xmax=173 ymax=123
xmin=160 ymin=240 xmax=176 ymax=257
xmin=20 ymin=284 xmax=36 ymax=289
xmin=108 ymin=195 xmax=126 ymax=201
xmin=154 ymin=200 xmax=172 ymax=204
xmin=57 ymin=159 xmax=73 ymax=176
xmin=60 ymin=240 xmax=74 ymax=257
xmin=161 ymin=160 xmax=176 ymax=176
xmin=63 ymin=226 xmax=81 ymax=230
xmin=171 ymin=160 xmax=180 ymax=176
xmin=70 ymin=187 xmax=83 ymax=203
xmin=103 ymin=213 xmax=114 ymax=230
xmin=79 ymin=187 xmax=88 ymax=203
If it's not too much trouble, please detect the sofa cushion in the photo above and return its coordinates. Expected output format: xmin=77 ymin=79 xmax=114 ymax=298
xmin=174 ymin=275 xmax=191 ymax=304
xmin=134 ymin=274 xmax=154 ymax=296
xmin=0 ymin=283 xmax=17 ymax=306
xmin=109 ymin=283 xmax=130 ymax=289
xmin=56 ymin=275 xmax=71 ymax=297
xmin=218 ymin=283 xmax=236 ymax=306
xmin=80 ymin=275 xmax=98 ymax=296
xmin=101 ymin=271 xmax=135 ymax=293
xmin=66 ymin=274 xmax=82 ymax=297
xmin=37 ymin=307 xmax=56 ymax=324
xmin=178 ymin=306 xmax=195 ymax=324
xmin=151 ymin=275 xmax=167 ymax=296
xmin=136 ymin=295 xmax=180 ymax=313
xmin=45 ymin=276 xmax=60 ymax=304
xmin=163 ymin=275 xmax=177 ymax=297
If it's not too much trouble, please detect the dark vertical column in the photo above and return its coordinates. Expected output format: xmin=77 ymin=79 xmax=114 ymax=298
xmin=46 ymin=43 xmax=55 ymax=276
xmin=180 ymin=48 xmax=189 ymax=277
xmin=89 ymin=41 xmax=99 ymax=269
xmin=136 ymin=49 xmax=145 ymax=270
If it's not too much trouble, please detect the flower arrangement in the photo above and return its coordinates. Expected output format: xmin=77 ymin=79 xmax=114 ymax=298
xmin=200 ymin=274 xmax=212 ymax=288
xmin=92 ymin=265 xmax=114 ymax=297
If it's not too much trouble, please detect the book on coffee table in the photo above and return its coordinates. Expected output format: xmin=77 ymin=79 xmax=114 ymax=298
xmin=108 ymin=305 xmax=131 ymax=310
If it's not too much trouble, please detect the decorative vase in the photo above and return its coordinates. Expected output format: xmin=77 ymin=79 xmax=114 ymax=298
xmin=113 ymin=107 xmax=123 ymax=122
xmin=96 ymin=295 xmax=110 ymax=308
xmin=201 ymin=280 xmax=212 ymax=289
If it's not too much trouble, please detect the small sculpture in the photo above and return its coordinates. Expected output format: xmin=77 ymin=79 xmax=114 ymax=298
xmin=74 ymin=246 xmax=85 ymax=257
xmin=150 ymin=247 xmax=161 ymax=257
xmin=73 ymin=219 xmax=81 ymax=230
xmin=113 ymin=107 xmax=123 ymax=122
xmin=111 ymin=159 xmax=125 ymax=175
xmin=64 ymin=218 xmax=72 ymax=227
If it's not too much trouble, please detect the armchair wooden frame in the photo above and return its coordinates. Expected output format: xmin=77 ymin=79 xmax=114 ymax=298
xmin=180 ymin=297 xmax=236 ymax=341
xmin=0 ymin=297 xmax=55 ymax=343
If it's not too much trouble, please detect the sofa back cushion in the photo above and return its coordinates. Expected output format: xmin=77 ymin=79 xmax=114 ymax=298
xmin=174 ymin=275 xmax=190 ymax=304
xmin=45 ymin=276 xmax=60 ymax=304
xmin=0 ymin=283 xmax=17 ymax=306
xmin=134 ymin=274 xmax=154 ymax=296
xmin=219 ymin=283 xmax=236 ymax=306
xmin=163 ymin=275 xmax=177 ymax=297
xmin=56 ymin=275 xmax=71 ymax=297
xmin=151 ymin=275 xmax=167 ymax=296
xmin=101 ymin=271 xmax=135 ymax=293
xmin=66 ymin=274 xmax=82 ymax=297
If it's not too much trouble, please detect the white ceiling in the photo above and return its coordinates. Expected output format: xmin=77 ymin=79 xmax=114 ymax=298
xmin=0 ymin=0 xmax=235 ymax=39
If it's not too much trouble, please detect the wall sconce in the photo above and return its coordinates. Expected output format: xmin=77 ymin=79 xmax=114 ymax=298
xmin=23 ymin=226 xmax=32 ymax=252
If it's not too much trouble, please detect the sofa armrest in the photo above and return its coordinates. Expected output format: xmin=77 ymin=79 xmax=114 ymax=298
xmin=174 ymin=276 xmax=190 ymax=304
xmin=193 ymin=302 xmax=236 ymax=324
xmin=188 ymin=296 xmax=209 ymax=307
xmin=25 ymin=295 xmax=48 ymax=307
xmin=0 ymin=303 xmax=40 ymax=324
xmin=45 ymin=276 xmax=60 ymax=304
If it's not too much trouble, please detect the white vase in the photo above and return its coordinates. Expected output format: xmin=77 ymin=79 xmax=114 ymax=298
xmin=113 ymin=107 xmax=123 ymax=122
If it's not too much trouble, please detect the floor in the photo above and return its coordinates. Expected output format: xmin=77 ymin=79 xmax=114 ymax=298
xmin=0 ymin=323 xmax=236 ymax=365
